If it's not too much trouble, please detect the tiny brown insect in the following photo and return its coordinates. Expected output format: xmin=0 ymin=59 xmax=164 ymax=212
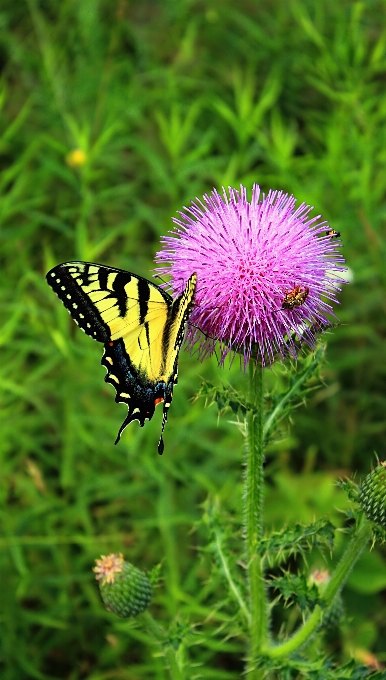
xmin=281 ymin=285 xmax=309 ymax=310
xmin=326 ymin=229 xmax=340 ymax=238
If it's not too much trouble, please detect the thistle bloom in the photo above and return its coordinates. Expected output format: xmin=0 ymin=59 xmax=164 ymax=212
xmin=156 ymin=185 xmax=347 ymax=366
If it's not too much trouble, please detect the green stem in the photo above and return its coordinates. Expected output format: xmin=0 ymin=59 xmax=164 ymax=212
xmin=140 ymin=612 xmax=185 ymax=680
xmin=213 ymin=525 xmax=251 ymax=625
xmin=265 ymin=514 xmax=373 ymax=659
xmin=157 ymin=477 xmax=180 ymax=613
xmin=245 ymin=362 xmax=267 ymax=675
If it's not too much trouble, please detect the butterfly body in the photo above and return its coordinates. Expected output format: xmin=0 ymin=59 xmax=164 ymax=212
xmin=46 ymin=262 xmax=196 ymax=454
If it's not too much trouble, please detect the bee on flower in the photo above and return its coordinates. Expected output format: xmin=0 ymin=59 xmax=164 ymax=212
xmin=281 ymin=285 xmax=309 ymax=310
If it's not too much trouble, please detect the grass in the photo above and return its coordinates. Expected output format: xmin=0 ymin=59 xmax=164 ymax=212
xmin=1 ymin=0 xmax=386 ymax=677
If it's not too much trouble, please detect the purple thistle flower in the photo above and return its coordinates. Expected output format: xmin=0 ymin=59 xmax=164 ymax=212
xmin=155 ymin=185 xmax=348 ymax=366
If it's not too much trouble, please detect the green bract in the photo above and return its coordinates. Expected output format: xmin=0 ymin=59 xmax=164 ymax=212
xmin=359 ymin=463 xmax=386 ymax=528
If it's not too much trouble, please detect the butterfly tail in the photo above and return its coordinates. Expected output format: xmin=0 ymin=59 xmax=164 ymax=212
xmin=115 ymin=413 xmax=137 ymax=445
xmin=157 ymin=435 xmax=164 ymax=455
xmin=157 ymin=403 xmax=168 ymax=455
xmin=156 ymin=361 xmax=179 ymax=455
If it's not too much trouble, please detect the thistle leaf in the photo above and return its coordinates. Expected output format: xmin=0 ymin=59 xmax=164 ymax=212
xmin=196 ymin=380 xmax=251 ymax=416
xmin=269 ymin=572 xmax=320 ymax=612
xmin=259 ymin=518 xmax=336 ymax=565
xmin=264 ymin=346 xmax=325 ymax=440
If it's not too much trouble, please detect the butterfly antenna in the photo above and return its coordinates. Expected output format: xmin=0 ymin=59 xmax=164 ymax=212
xmin=153 ymin=274 xmax=169 ymax=285
xmin=187 ymin=322 xmax=216 ymax=342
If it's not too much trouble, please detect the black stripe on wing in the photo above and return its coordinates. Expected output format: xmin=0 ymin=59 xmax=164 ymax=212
xmin=46 ymin=262 xmax=173 ymax=343
xmin=46 ymin=264 xmax=112 ymax=342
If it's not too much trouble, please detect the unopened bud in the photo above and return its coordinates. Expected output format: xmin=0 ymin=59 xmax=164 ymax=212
xmin=309 ymin=570 xmax=344 ymax=629
xmin=359 ymin=462 xmax=386 ymax=528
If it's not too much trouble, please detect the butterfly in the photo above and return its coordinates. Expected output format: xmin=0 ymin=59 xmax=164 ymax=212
xmin=46 ymin=262 xmax=197 ymax=454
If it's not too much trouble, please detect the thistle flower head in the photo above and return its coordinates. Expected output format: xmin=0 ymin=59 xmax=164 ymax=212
xmin=156 ymin=185 xmax=347 ymax=366
xmin=94 ymin=553 xmax=152 ymax=618
xmin=94 ymin=552 xmax=124 ymax=585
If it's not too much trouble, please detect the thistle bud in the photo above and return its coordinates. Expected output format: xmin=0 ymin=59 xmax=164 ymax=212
xmin=93 ymin=553 xmax=152 ymax=618
xmin=359 ymin=462 xmax=386 ymax=528
xmin=309 ymin=570 xmax=344 ymax=629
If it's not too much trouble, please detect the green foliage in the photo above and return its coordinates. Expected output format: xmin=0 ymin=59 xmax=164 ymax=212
xmin=261 ymin=655 xmax=384 ymax=680
xmin=1 ymin=0 xmax=386 ymax=678
xmin=197 ymin=346 xmax=325 ymax=443
xmin=338 ymin=479 xmax=361 ymax=504
xmin=269 ymin=572 xmax=321 ymax=612
xmin=264 ymin=347 xmax=325 ymax=441
xmin=259 ymin=519 xmax=336 ymax=565
xmin=197 ymin=380 xmax=251 ymax=416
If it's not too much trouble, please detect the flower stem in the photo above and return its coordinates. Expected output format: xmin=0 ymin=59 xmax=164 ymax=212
xmin=140 ymin=611 xmax=185 ymax=680
xmin=212 ymin=522 xmax=251 ymax=625
xmin=265 ymin=514 xmax=373 ymax=659
xmin=245 ymin=361 xmax=267 ymax=675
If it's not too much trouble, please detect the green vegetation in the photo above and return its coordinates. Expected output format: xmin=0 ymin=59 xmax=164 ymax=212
xmin=1 ymin=1 xmax=385 ymax=678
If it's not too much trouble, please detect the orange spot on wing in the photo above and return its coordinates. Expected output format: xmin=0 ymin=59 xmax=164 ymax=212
xmin=109 ymin=342 xmax=114 ymax=346
xmin=154 ymin=397 xmax=164 ymax=407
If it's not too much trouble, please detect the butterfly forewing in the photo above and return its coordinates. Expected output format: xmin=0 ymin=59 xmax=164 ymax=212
xmin=47 ymin=262 xmax=172 ymax=340
xmin=46 ymin=262 xmax=196 ymax=453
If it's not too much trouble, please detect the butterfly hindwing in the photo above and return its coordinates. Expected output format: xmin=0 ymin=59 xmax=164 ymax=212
xmin=46 ymin=262 xmax=196 ymax=453
xmin=102 ymin=339 xmax=177 ymax=453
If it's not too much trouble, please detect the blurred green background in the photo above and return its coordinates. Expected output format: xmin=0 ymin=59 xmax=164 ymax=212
xmin=1 ymin=1 xmax=385 ymax=678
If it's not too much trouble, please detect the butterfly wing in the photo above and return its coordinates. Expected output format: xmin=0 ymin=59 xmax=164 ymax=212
xmin=46 ymin=262 xmax=196 ymax=453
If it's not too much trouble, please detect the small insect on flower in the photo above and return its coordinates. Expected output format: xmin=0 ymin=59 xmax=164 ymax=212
xmin=281 ymin=285 xmax=309 ymax=310
xmin=326 ymin=229 xmax=341 ymax=239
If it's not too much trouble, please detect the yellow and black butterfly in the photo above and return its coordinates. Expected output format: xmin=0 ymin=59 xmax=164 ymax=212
xmin=46 ymin=262 xmax=197 ymax=454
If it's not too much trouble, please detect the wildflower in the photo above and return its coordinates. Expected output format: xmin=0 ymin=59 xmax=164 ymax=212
xmin=156 ymin=185 xmax=347 ymax=366
xmin=66 ymin=149 xmax=87 ymax=168
xmin=94 ymin=553 xmax=152 ymax=618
